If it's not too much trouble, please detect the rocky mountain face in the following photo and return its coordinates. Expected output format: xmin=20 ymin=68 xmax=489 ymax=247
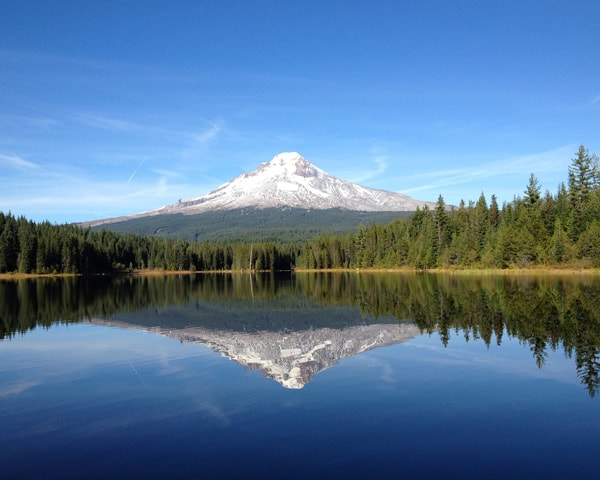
xmin=85 ymin=152 xmax=435 ymax=227
xmin=91 ymin=318 xmax=423 ymax=389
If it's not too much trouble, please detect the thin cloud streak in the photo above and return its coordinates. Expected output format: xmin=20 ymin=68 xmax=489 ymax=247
xmin=0 ymin=166 xmax=218 ymax=221
xmin=398 ymin=145 xmax=574 ymax=195
xmin=74 ymin=113 xmax=224 ymax=147
xmin=127 ymin=158 xmax=147 ymax=184
xmin=150 ymin=168 xmax=184 ymax=179
xmin=0 ymin=48 xmax=124 ymax=72
xmin=0 ymin=153 xmax=39 ymax=170
xmin=76 ymin=114 xmax=141 ymax=133
xmin=0 ymin=114 xmax=59 ymax=130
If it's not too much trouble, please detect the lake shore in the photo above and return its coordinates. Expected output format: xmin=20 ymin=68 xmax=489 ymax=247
xmin=0 ymin=272 xmax=80 ymax=280
xmin=2 ymin=266 xmax=600 ymax=280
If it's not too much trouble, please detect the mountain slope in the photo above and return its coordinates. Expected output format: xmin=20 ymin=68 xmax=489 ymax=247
xmin=91 ymin=207 xmax=410 ymax=243
xmin=85 ymin=152 xmax=435 ymax=228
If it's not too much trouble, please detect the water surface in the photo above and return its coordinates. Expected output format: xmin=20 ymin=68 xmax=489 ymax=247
xmin=1 ymin=273 xmax=599 ymax=479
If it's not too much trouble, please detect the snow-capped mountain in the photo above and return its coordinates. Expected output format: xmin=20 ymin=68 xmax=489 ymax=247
xmin=85 ymin=152 xmax=435 ymax=226
xmin=164 ymin=152 xmax=433 ymax=214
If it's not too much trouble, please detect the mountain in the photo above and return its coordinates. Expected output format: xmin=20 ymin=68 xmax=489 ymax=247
xmin=84 ymin=152 xmax=435 ymax=228
xmin=91 ymin=317 xmax=423 ymax=389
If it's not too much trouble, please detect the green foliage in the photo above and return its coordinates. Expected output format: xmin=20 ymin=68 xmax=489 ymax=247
xmin=296 ymin=146 xmax=600 ymax=270
xmin=577 ymin=221 xmax=600 ymax=267
xmin=0 ymin=214 xmax=300 ymax=274
xmin=524 ymin=173 xmax=541 ymax=208
xmin=94 ymin=208 xmax=406 ymax=244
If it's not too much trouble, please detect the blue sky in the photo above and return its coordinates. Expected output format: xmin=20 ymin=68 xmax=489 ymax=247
xmin=1 ymin=0 xmax=599 ymax=223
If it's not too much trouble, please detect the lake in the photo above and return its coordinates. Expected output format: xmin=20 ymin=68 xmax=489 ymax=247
xmin=1 ymin=272 xmax=599 ymax=479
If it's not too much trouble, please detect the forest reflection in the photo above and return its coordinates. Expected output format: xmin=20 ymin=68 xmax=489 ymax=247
xmin=1 ymin=272 xmax=599 ymax=396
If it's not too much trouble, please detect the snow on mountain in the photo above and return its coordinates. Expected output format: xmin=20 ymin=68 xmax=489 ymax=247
xmin=157 ymin=152 xmax=433 ymax=214
xmin=85 ymin=152 xmax=435 ymax=226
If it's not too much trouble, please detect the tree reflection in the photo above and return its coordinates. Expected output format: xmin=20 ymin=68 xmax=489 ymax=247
xmin=1 ymin=272 xmax=600 ymax=396
xmin=575 ymin=344 xmax=600 ymax=398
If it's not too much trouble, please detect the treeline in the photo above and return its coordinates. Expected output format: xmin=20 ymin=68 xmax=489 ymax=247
xmin=0 ymin=216 xmax=295 ymax=274
xmin=297 ymin=145 xmax=600 ymax=269
xmin=1 ymin=145 xmax=599 ymax=274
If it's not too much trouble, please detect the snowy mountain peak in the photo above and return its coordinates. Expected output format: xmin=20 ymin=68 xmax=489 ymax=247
xmin=268 ymin=151 xmax=305 ymax=166
xmin=158 ymin=152 xmax=436 ymax=215
xmin=252 ymin=152 xmax=320 ymax=179
xmin=84 ymin=152 xmax=437 ymax=226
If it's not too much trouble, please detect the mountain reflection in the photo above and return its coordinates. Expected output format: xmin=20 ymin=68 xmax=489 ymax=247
xmin=1 ymin=272 xmax=600 ymax=394
xmin=97 ymin=317 xmax=421 ymax=388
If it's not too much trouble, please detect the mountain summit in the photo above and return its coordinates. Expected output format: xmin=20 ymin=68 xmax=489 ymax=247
xmin=156 ymin=152 xmax=431 ymax=214
xmin=85 ymin=152 xmax=434 ymax=227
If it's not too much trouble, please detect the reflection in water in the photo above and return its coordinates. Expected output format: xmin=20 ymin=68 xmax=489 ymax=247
xmin=1 ymin=272 xmax=600 ymax=395
xmin=97 ymin=317 xmax=422 ymax=388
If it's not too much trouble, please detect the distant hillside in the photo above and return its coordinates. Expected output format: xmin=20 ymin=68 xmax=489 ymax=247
xmin=90 ymin=207 xmax=410 ymax=243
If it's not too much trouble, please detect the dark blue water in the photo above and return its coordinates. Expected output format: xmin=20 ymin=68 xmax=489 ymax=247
xmin=2 ymin=320 xmax=598 ymax=480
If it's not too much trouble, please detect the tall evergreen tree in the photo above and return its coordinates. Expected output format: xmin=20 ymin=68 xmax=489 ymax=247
xmin=434 ymin=195 xmax=450 ymax=264
xmin=524 ymin=173 xmax=541 ymax=208
xmin=569 ymin=145 xmax=599 ymax=210
xmin=0 ymin=215 xmax=18 ymax=272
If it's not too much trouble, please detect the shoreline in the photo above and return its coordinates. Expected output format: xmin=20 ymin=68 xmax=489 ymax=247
xmin=2 ymin=266 xmax=599 ymax=280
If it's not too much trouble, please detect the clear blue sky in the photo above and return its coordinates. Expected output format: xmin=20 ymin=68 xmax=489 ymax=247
xmin=1 ymin=0 xmax=599 ymax=223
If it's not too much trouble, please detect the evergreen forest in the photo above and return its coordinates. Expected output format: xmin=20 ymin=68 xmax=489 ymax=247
xmin=1 ymin=146 xmax=599 ymax=274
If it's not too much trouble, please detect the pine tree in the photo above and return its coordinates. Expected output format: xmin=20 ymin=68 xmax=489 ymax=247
xmin=524 ymin=173 xmax=541 ymax=208
xmin=17 ymin=217 xmax=37 ymax=273
xmin=569 ymin=145 xmax=599 ymax=209
xmin=434 ymin=195 xmax=450 ymax=265
xmin=0 ymin=215 xmax=18 ymax=273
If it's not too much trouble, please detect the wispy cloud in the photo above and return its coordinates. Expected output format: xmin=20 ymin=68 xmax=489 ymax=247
xmin=398 ymin=145 xmax=574 ymax=195
xmin=372 ymin=155 xmax=389 ymax=175
xmin=0 ymin=153 xmax=39 ymax=170
xmin=592 ymin=95 xmax=600 ymax=105
xmin=0 ymin=163 xmax=218 ymax=222
xmin=0 ymin=48 xmax=121 ymax=71
xmin=74 ymin=113 xmax=224 ymax=147
xmin=66 ymin=113 xmax=225 ymax=190
xmin=0 ymin=114 xmax=59 ymax=130
xmin=76 ymin=113 xmax=141 ymax=133
xmin=151 ymin=168 xmax=184 ymax=179
xmin=347 ymin=153 xmax=390 ymax=183
xmin=189 ymin=120 xmax=223 ymax=144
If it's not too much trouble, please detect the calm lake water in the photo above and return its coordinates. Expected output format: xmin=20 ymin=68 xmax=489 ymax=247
xmin=1 ymin=272 xmax=600 ymax=479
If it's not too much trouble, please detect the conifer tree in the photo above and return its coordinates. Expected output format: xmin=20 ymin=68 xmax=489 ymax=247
xmin=434 ymin=195 xmax=450 ymax=264
xmin=524 ymin=173 xmax=541 ymax=208
xmin=569 ymin=145 xmax=599 ymax=209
